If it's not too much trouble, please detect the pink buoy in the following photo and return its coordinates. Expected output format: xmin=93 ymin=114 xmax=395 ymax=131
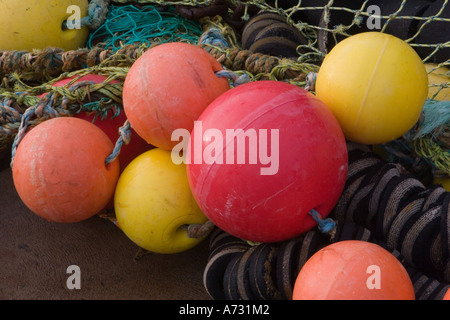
xmin=186 ymin=81 xmax=348 ymax=242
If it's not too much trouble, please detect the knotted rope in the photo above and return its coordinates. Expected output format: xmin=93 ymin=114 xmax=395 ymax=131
xmin=62 ymin=0 xmax=111 ymax=30
xmin=198 ymin=20 xmax=317 ymax=85
xmin=6 ymin=67 xmax=127 ymax=166
xmin=0 ymin=44 xmax=146 ymax=81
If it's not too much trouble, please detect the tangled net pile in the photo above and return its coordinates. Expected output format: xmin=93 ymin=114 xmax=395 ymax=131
xmin=0 ymin=0 xmax=449 ymax=300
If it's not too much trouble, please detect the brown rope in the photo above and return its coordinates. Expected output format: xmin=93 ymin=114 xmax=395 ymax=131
xmin=185 ymin=220 xmax=216 ymax=239
xmin=201 ymin=45 xmax=305 ymax=80
xmin=0 ymin=44 xmax=148 ymax=80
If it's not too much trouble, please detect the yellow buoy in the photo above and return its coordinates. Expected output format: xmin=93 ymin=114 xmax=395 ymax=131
xmin=316 ymin=32 xmax=428 ymax=145
xmin=434 ymin=176 xmax=450 ymax=192
xmin=114 ymin=148 xmax=208 ymax=254
xmin=0 ymin=0 xmax=89 ymax=51
xmin=426 ymin=64 xmax=449 ymax=101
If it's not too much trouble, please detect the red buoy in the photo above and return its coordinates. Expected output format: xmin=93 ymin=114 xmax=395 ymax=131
xmin=186 ymin=81 xmax=348 ymax=243
xmin=12 ymin=117 xmax=120 ymax=222
xmin=123 ymin=42 xmax=230 ymax=150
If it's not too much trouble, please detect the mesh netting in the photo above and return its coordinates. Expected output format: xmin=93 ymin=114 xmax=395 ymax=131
xmin=0 ymin=1 xmax=448 ymax=175
xmin=110 ymin=0 xmax=450 ymax=64
xmin=87 ymin=4 xmax=203 ymax=50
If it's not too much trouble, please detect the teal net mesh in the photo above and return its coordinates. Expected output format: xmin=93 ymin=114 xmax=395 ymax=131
xmin=88 ymin=4 xmax=203 ymax=50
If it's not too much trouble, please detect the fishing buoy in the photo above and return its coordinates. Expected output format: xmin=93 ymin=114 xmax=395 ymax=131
xmin=444 ymin=288 xmax=450 ymax=300
xmin=114 ymin=148 xmax=208 ymax=254
xmin=123 ymin=42 xmax=230 ymax=150
xmin=40 ymin=75 xmax=151 ymax=210
xmin=292 ymin=240 xmax=416 ymax=300
xmin=42 ymin=74 xmax=152 ymax=172
xmin=316 ymin=32 xmax=428 ymax=145
xmin=186 ymin=81 xmax=348 ymax=243
xmin=54 ymin=74 xmax=152 ymax=171
xmin=76 ymin=111 xmax=152 ymax=172
xmin=434 ymin=176 xmax=450 ymax=192
xmin=77 ymin=108 xmax=152 ymax=209
xmin=0 ymin=0 xmax=89 ymax=51
xmin=12 ymin=117 xmax=120 ymax=223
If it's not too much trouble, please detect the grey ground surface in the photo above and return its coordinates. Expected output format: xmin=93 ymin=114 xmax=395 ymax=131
xmin=0 ymin=156 xmax=211 ymax=300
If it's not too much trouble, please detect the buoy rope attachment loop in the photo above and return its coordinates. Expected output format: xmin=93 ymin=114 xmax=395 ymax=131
xmin=309 ymin=208 xmax=336 ymax=234
xmin=10 ymin=92 xmax=68 ymax=168
xmin=105 ymin=119 xmax=131 ymax=165
xmin=215 ymin=69 xmax=251 ymax=87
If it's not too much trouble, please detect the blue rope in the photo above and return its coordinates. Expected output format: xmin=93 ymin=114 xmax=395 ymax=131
xmin=305 ymin=72 xmax=317 ymax=91
xmin=309 ymin=208 xmax=336 ymax=234
xmin=215 ymin=69 xmax=251 ymax=87
xmin=81 ymin=0 xmax=110 ymax=30
xmin=105 ymin=119 xmax=131 ymax=165
xmin=62 ymin=0 xmax=110 ymax=30
xmin=198 ymin=27 xmax=230 ymax=48
xmin=412 ymin=99 xmax=450 ymax=140
xmin=10 ymin=93 xmax=63 ymax=168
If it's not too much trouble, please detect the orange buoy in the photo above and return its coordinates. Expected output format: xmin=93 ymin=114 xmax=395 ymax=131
xmin=40 ymin=74 xmax=152 ymax=173
xmin=123 ymin=42 xmax=230 ymax=150
xmin=443 ymin=288 xmax=450 ymax=300
xmin=292 ymin=240 xmax=415 ymax=300
xmin=12 ymin=117 xmax=120 ymax=223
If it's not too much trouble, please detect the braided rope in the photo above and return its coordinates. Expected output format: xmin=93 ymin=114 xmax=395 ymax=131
xmin=203 ymin=143 xmax=450 ymax=300
xmin=333 ymin=143 xmax=450 ymax=283
xmin=198 ymin=21 xmax=317 ymax=84
xmin=204 ymin=223 xmax=450 ymax=300
xmin=413 ymin=138 xmax=450 ymax=176
xmin=376 ymin=99 xmax=450 ymax=180
xmin=5 ymin=67 xmax=127 ymax=165
xmin=62 ymin=0 xmax=111 ymax=30
xmin=82 ymin=0 xmax=111 ymax=30
xmin=0 ymin=44 xmax=147 ymax=80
